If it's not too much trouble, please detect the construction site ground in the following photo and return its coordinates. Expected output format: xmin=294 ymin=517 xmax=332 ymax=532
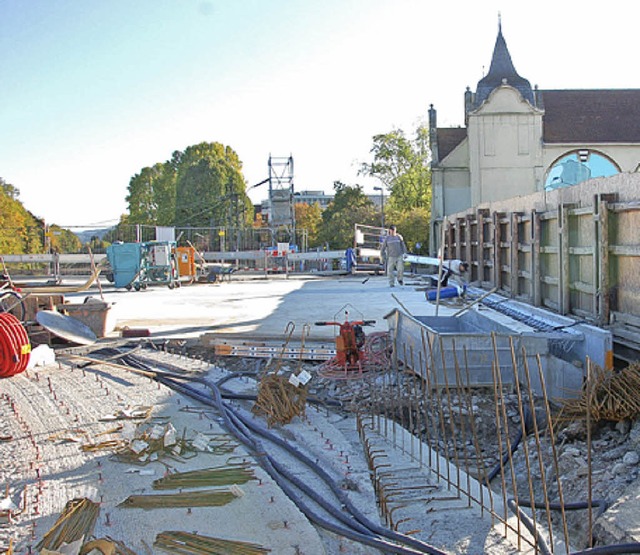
xmin=1 ymin=273 xmax=640 ymax=554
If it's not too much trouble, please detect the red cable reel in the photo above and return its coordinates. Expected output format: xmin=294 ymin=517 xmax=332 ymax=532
xmin=0 ymin=312 xmax=31 ymax=377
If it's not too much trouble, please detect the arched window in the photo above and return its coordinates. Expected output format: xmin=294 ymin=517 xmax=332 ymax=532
xmin=545 ymin=150 xmax=619 ymax=190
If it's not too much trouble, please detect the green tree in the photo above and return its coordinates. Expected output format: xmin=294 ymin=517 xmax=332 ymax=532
xmin=82 ymin=236 xmax=111 ymax=254
xmin=0 ymin=177 xmax=44 ymax=254
xmin=174 ymin=142 xmax=252 ymax=228
xmin=48 ymin=225 xmax=82 ymax=253
xmin=360 ymin=124 xmax=432 ymax=219
xmin=126 ymin=162 xmax=176 ymax=225
xmin=126 ymin=142 xmax=254 ymax=228
xmin=317 ymin=182 xmax=378 ymax=249
xmin=294 ymin=202 xmax=322 ymax=248
xmin=395 ymin=207 xmax=430 ymax=253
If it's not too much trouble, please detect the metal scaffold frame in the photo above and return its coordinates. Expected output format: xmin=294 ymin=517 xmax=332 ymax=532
xmin=268 ymin=155 xmax=296 ymax=245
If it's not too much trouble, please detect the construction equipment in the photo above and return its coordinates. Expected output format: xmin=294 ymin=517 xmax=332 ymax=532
xmin=106 ymin=241 xmax=179 ymax=291
xmin=353 ymin=224 xmax=386 ymax=274
xmin=315 ymin=306 xmax=391 ymax=379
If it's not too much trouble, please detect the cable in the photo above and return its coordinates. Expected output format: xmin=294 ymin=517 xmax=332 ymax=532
xmin=97 ymin=348 xmax=446 ymax=555
xmin=0 ymin=312 xmax=30 ymax=377
xmin=84 ymin=347 xmax=640 ymax=555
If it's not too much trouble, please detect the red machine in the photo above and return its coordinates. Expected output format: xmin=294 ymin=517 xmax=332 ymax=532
xmin=315 ymin=309 xmax=391 ymax=379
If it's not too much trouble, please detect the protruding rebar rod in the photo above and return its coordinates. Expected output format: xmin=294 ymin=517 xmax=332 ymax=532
xmin=491 ymin=333 xmax=522 ymax=548
xmin=442 ymin=337 xmax=462 ymax=494
xmin=586 ymin=357 xmax=594 ymax=549
xmin=451 ymin=339 xmax=473 ymax=507
xmin=522 ymin=346 xmax=556 ymax=549
xmin=490 ymin=354 xmax=511 ymax=539
xmin=428 ymin=335 xmax=449 ymax=485
xmin=408 ymin=344 xmax=417 ymax=460
xmin=535 ymin=353 xmax=570 ymax=554
xmin=463 ymin=346 xmax=494 ymax=520
xmin=508 ymin=337 xmax=539 ymax=551
xmin=420 ymin=328 xmax=438 ymax=472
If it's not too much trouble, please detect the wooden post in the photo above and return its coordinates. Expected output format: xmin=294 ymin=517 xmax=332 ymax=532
xmin=511 ymin=212 xmax=520 ymax=298
xmin=493 ymin=212 xmax=501 ymax=291
xmin=560 ymin=204 xmax=570 ymax=316
xmin=598 ymin=198 xmax=610 ymax=326
xmin=532 ymin=210 xmax=541 ymax=307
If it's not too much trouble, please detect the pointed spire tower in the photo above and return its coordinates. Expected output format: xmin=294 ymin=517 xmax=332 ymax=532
xmin=473 ymin=15 xmax=534 ymax=109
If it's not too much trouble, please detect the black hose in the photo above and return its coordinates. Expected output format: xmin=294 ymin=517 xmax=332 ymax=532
xmin=507 ymin=499 xmax=553 ymax=555
xmin=89 ymin=348 xmax=640 ymax=555
xmin=570 ymin=545 xmax=640 ymax=554
xmin=106 ymin=347 xmax=445 ymax=555
xmin=158 ymin=373 xmax=447 ymax=554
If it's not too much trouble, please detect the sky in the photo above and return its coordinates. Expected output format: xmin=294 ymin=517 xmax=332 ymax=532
xmin=2 ymin=0 xmax=639 ymax=228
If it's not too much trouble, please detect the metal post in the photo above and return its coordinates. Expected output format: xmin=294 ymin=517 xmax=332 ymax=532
xmin=374 ymin=187 xmax=385 ymax=228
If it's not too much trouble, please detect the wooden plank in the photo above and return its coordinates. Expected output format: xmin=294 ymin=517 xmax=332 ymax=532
xmin=568 ymin=247 xmax=594 ymax=256
xmin=570 ymin=280 xmax=596 ymax=295
xmin=599 ymin=200 xmax=610 ymax=326
xmin=611 ymin=311 xmax=640 ymax=328
xmin=511 ymin=212 xmax=519 ymax=297
xmin=609 ymin=245 xmax=640 ymax=257
xmin=533 ymin=210 xmax=541 ymax=307
xmin=568 ymin=206 xmax=595 ymax=217
xmin=560 ymin=203 xmax=571 ymax=315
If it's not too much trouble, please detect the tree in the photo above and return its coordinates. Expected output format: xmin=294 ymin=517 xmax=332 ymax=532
xmin=125 ymin=142 xmax=254 ymax=229
xmin=317 ymin=182 xmax=378 ymax=249
xmin=126 ymin=162 xmax=176 ymax=226
xmin=360 ymin=124 xmax=432 ymax=217
xmin=395 ymin=207 xmax=430 ymax=253
xmin=174 ymin=142 xmax=253 ymax=228
xmin=294 ymin=202 xmax=322 ymax=248
xmin=48 ymin=225 xmax=82 ymax=253
xmin=0 ymin=177 xmax=44 ymax=254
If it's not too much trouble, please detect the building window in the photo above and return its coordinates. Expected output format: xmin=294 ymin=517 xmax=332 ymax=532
xmin=545 ymin=150 xmax=619 ymax=190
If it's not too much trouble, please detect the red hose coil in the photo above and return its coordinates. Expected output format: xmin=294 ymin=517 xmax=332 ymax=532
xmin=0 ymin=312 xmax=31 ymax=377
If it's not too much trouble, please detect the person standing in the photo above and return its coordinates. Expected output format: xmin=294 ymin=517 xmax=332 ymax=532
xmin=381 ymin=225 xmax=407 ymax=287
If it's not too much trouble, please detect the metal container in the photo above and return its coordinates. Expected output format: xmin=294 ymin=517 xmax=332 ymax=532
xmin=385 ymin=307 xmax=592 ymax=399
xmin=106 ymin=242 xmax=142 ymax=288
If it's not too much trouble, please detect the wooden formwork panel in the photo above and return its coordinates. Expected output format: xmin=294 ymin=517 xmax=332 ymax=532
xmin=468 ymin=214 xmax=479 ymax=283
xmin=496 ymin=213 xmax=512 ymax=295
xmin=442 ymin=192 xmax=640 ymax=360
xmin=538 ymin=211 xmax=560 ymax=312
xmin=514 ymin=212 xmax=534 ymax=302
xmin=479 ymin=210 xmax=494 ymax=288
xmin=609 ymin=206 xmax=640 ymax=317
xmin=567 ymin=207 xmax=597 ymax=320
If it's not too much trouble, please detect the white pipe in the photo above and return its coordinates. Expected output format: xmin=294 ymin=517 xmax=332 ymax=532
xmin=403 ymin=254 xmax=469 ymax=275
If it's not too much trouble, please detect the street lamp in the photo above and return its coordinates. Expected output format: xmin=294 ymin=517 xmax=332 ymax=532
xmin=373 ymin=186 xmax=385 ymax=228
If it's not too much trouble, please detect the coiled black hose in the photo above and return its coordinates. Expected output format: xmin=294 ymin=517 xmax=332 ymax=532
xmin=113 ymin=350 xmax=447 ymax=555
xmin=92 ymin=348 xmax=640 ymax=555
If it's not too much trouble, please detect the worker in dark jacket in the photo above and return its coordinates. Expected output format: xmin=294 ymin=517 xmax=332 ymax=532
xmin=381 ymin=225 xmax=407 ymax=287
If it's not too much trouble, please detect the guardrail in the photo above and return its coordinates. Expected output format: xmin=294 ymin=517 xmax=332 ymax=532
xmin=0 ymin=250 xmax=349 ymax=278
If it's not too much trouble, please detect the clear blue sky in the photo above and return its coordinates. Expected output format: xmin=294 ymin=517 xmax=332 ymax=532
xmin=2 ymin=0 xmax=638 ymax=227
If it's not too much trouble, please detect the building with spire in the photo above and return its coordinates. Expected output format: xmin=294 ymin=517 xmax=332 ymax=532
xmin=429 ymin=21 xmax=640 ymax=248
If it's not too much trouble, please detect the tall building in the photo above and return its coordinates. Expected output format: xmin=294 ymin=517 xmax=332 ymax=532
xmin=429 ymin=21 xmax=640 ymax=250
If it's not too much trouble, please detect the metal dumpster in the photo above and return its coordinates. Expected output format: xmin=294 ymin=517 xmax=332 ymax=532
xmin=106 ymin=242 xmax=143 ymax=289
xmin=385 ymin=307 xmax=593 ymax=400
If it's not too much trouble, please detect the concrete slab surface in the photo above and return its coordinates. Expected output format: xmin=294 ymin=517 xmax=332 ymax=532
xmin=0 ymin=274 xmax=538 ymax=554
xmin=63 ymin=274 xmax=454 ymax=341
